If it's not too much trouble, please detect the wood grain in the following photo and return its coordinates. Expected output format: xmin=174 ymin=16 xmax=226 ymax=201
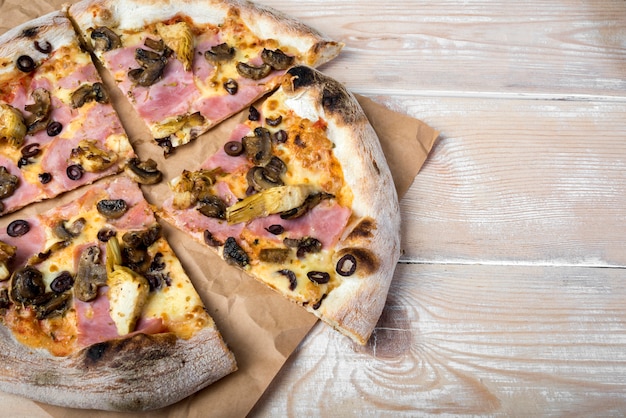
xmin=252 ymin=263 xmax=626 ymax=416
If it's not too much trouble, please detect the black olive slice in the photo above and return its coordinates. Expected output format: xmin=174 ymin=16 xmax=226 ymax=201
xmin=46 ymin=121 xmax=63 ymax=136
xmin=265 ymin=224 xmax=284 ymax=235
xmin=34 ymin=40 xmax=52 ymax=54
xmin=277 ymin=269 xmax=298 ymax=291
xmin=336 ymin=254 xmax=357 ymax=276
xmin=203 ymin=230 xmax=223 ymax=247
xmin=66 ymin=164 xmax=84 ymax=180
xmin=21 ymin=143 xmax=40 ymax=158
xmin=7 ymin=219 xmax=30 ymax=237
xmin=50 ymin=271 xmax=74 ymax=293
xmin=248 ymin=106 xmax=260 ymax=121
xmin=224 ymin=141 xmax=244 ymax=156
xmin=97 ymin=227 xmax=116 ymax=242
xmin=272 ymin=129 xmax=288 ymax=143
xmin=312 ymin=293 xmax=327 ymax=310
xmin=307 ymin=271 xmax=330 ymax=284
xmin=265 ymin=115 xmax=282 ymax=127
xmin=38 ymin=172 xmax=52 ymax=184
xmin=224 ymin=79 xmax=238 ymax=95
xmin=16 ymin=55 xmax=36 ymax=73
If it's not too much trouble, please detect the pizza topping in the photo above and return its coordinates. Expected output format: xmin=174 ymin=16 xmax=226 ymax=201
xmin=49 ymin=271 xmax=74 ymax=293
xmin=91 ymin=27 xmax=122 ymax=52
xmin=204 ymin=43 xmax=235 ymax=63
xmin=247 ymin=166 xmax=283 ymax=191
xmin=97 ymin=227 xmax=116 ymax=242
xmin=45 ymin=121 xmax=63 ymax=137
xmin=69 ymin=140 xmax=118 ymax=172
xmin=223 ymin=78 xmax=238 ymax=95
xmin=285 ymin=236 xmax=322 ymax=258
xmin=223 ymin=236 xmax=249 ymax=267
xmin=203 ymin=230 xmax=223 ymax=247
xmin=9 ymin=265 xmax=45 ymax=304
xmin=122 ymin=223 xmax=161 ymax=249
xmin=156 ymin=21 xmax=194 ymax=71
xmin=265 ymin=224 xmax=284 ymax=235
xmin=236 ymin=62 xmax=272 ymax=80
xmin=96 ymin=199 xmax=128 ymax=219
xmin=307 ymin=271 xmax=330 ymax=284
xmin=265 ymin=115 xmax=282 ymax=127
xmin=33 ymin=40 xmax=52 ymax=54
xmin=129 ymin=48 xmax=168 ymax=87
xmin=336 ymin=254 xmax=357 ymax=276
xmin=20 ymin=143 xmax=40 ymax=159
xmin=24 ymin=88 xmax=52 ymax=134
xmin=0 ymin=167 xmax=19 ymax=200
xmin=152 ymin=112 xmax=205 ymax=139
xmin=280 ymin=192 xmax=334 ymax=220
xmin=66 ymin=164 xmax=84 ymax=180
xmin=0 ymin=241 xmax=17 ymax=281
xmin=38 ymin=172 xmax=52 ymax=184
xmin=273 ymin=129 xmax=288 ymax=143
xmin=144 ymin=252 xmax=171 ymax=291
xmin=226 ymin=185 xmax=313 ymax=224
xmin=16 ymin=55 xmax=36 ymax=73
xmin=312 ymin=293 xmax=327 ymax=310
xmin=0 ymin=104 xmax=27 ymax=147
xmin=170 ymin=169 xmax=216 ymax=209
xmin=107 ymin=260 xmax=150 ymax=335
xmin=277 ymin=269 xmax=298 ymax=291
xmin=198 ymin=195 xmax=227 ymax=219
xmin=33 ymin=292 xmax=71 ymax=319
xmin=224 ymin=141 xmax=244 ymax=156
xmin=259 ymin=248 xmax=290 ymax=263
xmin=261 ymin=48 xmax=294 ymax=71
xmin=7 ymin=219 xmax=29 ymax=237
xmin=71 ymin=82 xmax=109 ymax=108
xmin=53 ymin=218 xmax=86 ymax=241
xmin=74 ymin=245 xmax=107 ymax=302
xmin=248 ymin=105 xmax=260 ymax=121
xmin=124 ymin=157 xmax=163 ymax=185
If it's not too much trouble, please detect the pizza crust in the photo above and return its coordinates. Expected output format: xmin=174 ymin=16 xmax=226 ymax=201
xmin=68 ymin=0 xmax=343 ymax=67
xmin=281 ymin=66 xmax=401 ymax=344
xmin=0 ymin=323 xmax=236 ymax=411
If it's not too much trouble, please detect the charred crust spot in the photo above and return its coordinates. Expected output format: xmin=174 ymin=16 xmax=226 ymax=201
xmin=21 ymin=27 xmax=39 ymax=38
xmin=81 ymin=333 xmax=177 ymax=369
xmin=337 ymin=247 xmax=379 ymax=275
xmin=347 ymin=217 xmax=377 ymax=240
xmin=322 ymin=87 xmax=344 ymax=111
xmin=372 ymin=159 xmax=381 ymax=175
xmin=287 ymin=66 xmax=316 ymax=89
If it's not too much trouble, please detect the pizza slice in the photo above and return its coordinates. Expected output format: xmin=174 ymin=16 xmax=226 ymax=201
xmin=0 ymin=12 xmax=135 ymax=215
xmin=0 ymin=175 xmax=236 ymax=411
xmin=68 ymin=0 xmax=343 ymax=155
xmin=160 ymin=66 xmax=401 ymax=345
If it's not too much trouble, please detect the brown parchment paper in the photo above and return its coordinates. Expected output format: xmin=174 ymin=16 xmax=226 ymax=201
xmin=0 ymin=2 xmax=440 ymax=417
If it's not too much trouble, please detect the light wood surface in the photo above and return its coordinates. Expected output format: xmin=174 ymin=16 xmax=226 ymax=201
xmin=1 ymin=0 xmax=625 ymax=416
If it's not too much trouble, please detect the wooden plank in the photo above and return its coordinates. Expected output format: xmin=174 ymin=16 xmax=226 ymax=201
xmin=257 ymin=0 xmax=626 ymax=98
xmin=370 ymin=95 xmax=626 ymax=266
xmin=251 ymin=263 xmax=626 ymax=416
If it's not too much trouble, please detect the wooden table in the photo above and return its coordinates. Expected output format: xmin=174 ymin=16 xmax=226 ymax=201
xmin=3 ymin=0 xmax=626 ymax=416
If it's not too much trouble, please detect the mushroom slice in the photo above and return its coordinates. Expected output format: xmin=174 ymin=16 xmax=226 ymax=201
xmin=24 ymin=88 xmax=52 ymax=134
xmin=0 ymin=166 xmax=19 ymax=200
xmin=261 ymin=48 xmax=294 ymax=70
xmin=226 ymin=185 xmax=313 ymax=224
xmin=197 ymin=195 xmax=227 ymax=219
xmin=53 ymin=217 xmax=86 ymax=241
xmin=9 ymin=265 xmax=45 ymax=305
xmin=71 ymin=83 xmax=109 ymax=108
xmin=124 ymin=157 xmax=162 ymax=185
xmin=280 ymin=192 xmax=334 ymax=220
xmin=0 ymin=240 xmax=16 ymax=281
xmin=156 ymin=21 xmax=194 ymax=71
xmin=236 ymin=62 xmax=272 ymax=80
xmin=204 ymin=42 xmax=235 ymax=63
xmin=246 ymin=166 xmax=283 ymax=192
xmin=69 ymin=139 xmax=118 ymax=172
xmin=97 ymin=199 xmax=128 ymax=220
xmin=243 ymin=127 xmax=273 ymax=166
xmin=91 ymin=26 xmax=121 ymax=51
xmin=107 ymin=265 xmax=150 ymax=335
xmin=74 ymin=246 xmax=107 ymax=302
xmin=0 ymin=104 xmax=26 ymax=148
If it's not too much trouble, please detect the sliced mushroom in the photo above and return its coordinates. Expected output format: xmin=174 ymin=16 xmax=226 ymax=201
xmin=261 ymin=48 xmax=294 ymax=70
xmin=243 ymin=127 xmax=273 ymax=166
xmin=96 ymin=199 xmax=128 ymax=219
xmin=33 ymin=292 xmax=71 ymax=319
xmin=259 ymin=248 xmax=291 ymax=263
xmin=124 ymin=157 xmax=162 ymax=185
xmin=236 ymin=62 xmax=272 ymax=80
xmin=52 ymin=217 xmax=86 ymax=241
xmin=91 ymin=26 xmax=122 ymax=51
xmin=0 ymin=104 xmax=26 ymax=148
xmin=9 ymin=265 xmax=45 ymax=304
xmin=74 ymin=246 xmax=107 ymax=302
xmin=197 ymin=195 xmax=227 ymax=219
xmin=204 ymin=43 xmax=235 ymax=63
xmin=223 ymin=237 xmax=249 ymax=267
xmin=129 ymin=49 xmax=168 ymax=87
xmin=71 ymin=83 xmax=109 ymax=108
xmin=0 ymin=166 xmax=19 ymax=200
xmin=280 ymin=192 xmax=334 ymax=220
xmin=156 ymin=21 xmax=194 ymax=71
xmin=24 ymin=88 xmax=52 ymax=134
xmin=0 ymin=240 xmax=17 ymax=281
xmin=69 ymin=139 xmax=118 ymax=172
xmin=145 ymin=252 xmax=171 ymax=291
xmin=122 ymin=223 xmax=162 ymax=249
xmin=246 ymin=166 xmax=283 ymax=192
xmin=144 ymin=37 xmax=167 ymax=53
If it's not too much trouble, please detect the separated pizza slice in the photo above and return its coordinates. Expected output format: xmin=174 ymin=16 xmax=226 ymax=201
xmin=0 ymin=175 xmax=236 ymax=411
xmin=0 ymin=12 xmax=135 ymax=215
xmin=160 ymin=66 xmax=401 ymax=345
xmin=68 ymin=0 xmax=343 ymax=155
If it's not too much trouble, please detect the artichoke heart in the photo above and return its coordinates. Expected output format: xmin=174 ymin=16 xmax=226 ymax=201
xmin=0 ymin=240 xmax=17 ymax=281
xmin=226 ymin=185 xmax=313 ymax=224
xmin=0 ymin=104 xmax=26 ymax=148
xmin=69 ymin=140 xmax=118 ymax=172
xmin=156 ymin=21 xmax=194 ymax=71
xmin=170 ymin=168 xmax=216 ymax=209
xmin=152 ymin=112 xmax=205 ymax=139
xmin=107 ymin=265 xmax=150 ymax=336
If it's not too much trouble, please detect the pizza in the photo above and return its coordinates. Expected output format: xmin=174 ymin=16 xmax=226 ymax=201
xmin=0 ymin=175 xmax=236 ymax=411
xmin=0 ymin=12 xmax=134 ymax=215
xmin=159 ymin=65 xmax=401 ymax=345
xmin=69 ymin=0 xmax=343 ymax=154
